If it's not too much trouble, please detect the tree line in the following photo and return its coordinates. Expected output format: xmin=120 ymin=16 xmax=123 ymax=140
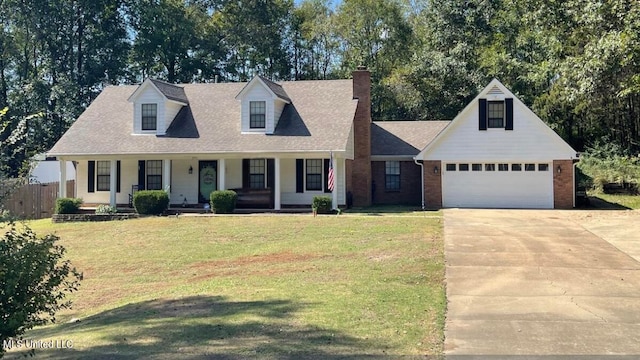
xmin=1 ymin=0 xmax=640 ymax=178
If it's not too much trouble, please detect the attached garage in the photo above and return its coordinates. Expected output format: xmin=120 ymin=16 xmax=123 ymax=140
xmin=415 ymin=79 xmax=578 ymax=209
xmin=441 ymin=162 xmax=553 ymax=209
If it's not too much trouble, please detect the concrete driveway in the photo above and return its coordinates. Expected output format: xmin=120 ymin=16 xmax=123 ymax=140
xmin=444 ymin=209 xmax=640 ymax=357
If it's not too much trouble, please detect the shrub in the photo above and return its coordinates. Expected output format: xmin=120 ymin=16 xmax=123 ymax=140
xmin=133 ymin=190 xmax=169 ymax=215
xmin=0 ymin=223 xmax=81 ymax=358
xmin=210 ymin=190 xmax=237 ymax=214
xmin=312 ymin=196 xmax=332 ymax=214
xmin=0 ymin=209 xmax=16 ymax=222
xmin=95 ymin=204 xmax=117 ymax=214
xmin=55 ymin=198 xmax=82 ymax=214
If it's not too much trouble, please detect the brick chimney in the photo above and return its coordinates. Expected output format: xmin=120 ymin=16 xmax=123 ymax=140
xmin=350 ymin=66 xmax=372 ymax=207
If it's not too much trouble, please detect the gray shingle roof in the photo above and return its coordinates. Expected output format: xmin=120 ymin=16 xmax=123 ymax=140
xmin=258 ymin=76 xmax=291 ymax=102
xmin=48 ymin=79 xmax=357 ymax=156
xmin=149 ymin=79 xmax=188 ymax=104
xmin=371 ymin=121 xmax=450 ymax=156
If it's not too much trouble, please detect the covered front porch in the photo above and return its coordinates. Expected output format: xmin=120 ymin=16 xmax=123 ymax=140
xmin=57 ymin=153 xmax=348 ymax=211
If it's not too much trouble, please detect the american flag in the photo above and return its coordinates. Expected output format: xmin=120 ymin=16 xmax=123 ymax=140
xmin=327 ymin=152 xmax=335 ymax=192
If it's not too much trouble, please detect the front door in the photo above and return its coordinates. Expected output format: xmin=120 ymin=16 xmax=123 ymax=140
xmin=198 ymin=161 xmax=217 ymax=203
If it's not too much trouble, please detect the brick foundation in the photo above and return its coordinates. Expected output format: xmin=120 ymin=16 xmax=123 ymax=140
xmin=423 ymin=160 xmax=442 ymax=209
xmin=553 ymin=160 xmax=574 ymax=209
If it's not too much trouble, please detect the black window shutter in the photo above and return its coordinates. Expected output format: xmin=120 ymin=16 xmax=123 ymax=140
xmin=87 ymin=161 xmax=95 ymax=193
xmin=505 ymin=98 xmax=514 ymax=130
xmin=267 ymin=159 xmax=275 ymax=189
xmin=479 ymin=99 xmax=487 ymax=130
xmin=116 ymin=161 xmax=121 ymax=193
xmin=295 ymin=159 xmax=304 ymax=193
xmin=242 ymin=159 xmax=250 ymax=188
xmin=138 ymin=160 xmax=146 ymax=190
xmin=323 ymin=159 xmax=331 ymax=193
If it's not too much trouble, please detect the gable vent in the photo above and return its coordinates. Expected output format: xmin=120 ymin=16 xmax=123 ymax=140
xmin=487 ymin=86 xmax=504 ymax=95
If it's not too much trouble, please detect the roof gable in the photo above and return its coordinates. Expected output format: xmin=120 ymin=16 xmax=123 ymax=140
xmin=235 ymin=76 xmax=291 ymax=103
xmin=415 ymin=79 xmax=577 ymax=161
xmin=127 ymin=78 xmax=188 ymax=105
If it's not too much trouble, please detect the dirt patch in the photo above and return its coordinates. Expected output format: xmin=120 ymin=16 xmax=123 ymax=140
xmin=189 ymin=251 xmax=327 ymax=281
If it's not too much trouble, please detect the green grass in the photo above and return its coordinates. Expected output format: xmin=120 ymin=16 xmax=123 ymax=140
xmin=589 ymin=193 xmax=640 ymax=209
xmin=5 ymin=214 xmax=445 ymax=359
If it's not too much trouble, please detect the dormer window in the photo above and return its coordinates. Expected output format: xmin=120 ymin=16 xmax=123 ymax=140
xmin=487 ymin=101 xmax=504 ymax=128
xmin=142 ymin=104 xmax=157 ymax=131
xmin=250 ymin=101 xmax=266 ymax=129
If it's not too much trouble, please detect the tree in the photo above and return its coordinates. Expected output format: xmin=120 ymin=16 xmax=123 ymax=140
xmin=333 ymin=0 xmax=414 ymax=119
xmin=0 ymin=223 xmax=81 ymax=358
xmin=130 ymin=0 xmax=221 ymax=83
xmin=291 ymin=0 xmax=339 ymax=80
xmin=215 ymin=0 xmax=294 ymax=81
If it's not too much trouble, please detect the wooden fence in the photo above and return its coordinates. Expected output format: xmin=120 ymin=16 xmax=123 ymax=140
xmin=2 ymin=180 xmax=75 ymax=219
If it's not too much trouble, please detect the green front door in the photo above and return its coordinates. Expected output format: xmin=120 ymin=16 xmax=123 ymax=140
xmin=198 ymin=161 xmax=217 ymax=203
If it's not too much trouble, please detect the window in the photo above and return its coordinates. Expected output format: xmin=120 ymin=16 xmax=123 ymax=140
xmin=249 ymin=101 xmax=266 ymax=129
xmin=498 ymin=163 xmax=509 ymax=171
xmin=142 ymin=104 xmax=157 ymax=131
xmin=385 ymin=161 xmax=400 ymax=190
xmin=488 ymin=101 xmax=504 ymax=128
xmin=146 ymin=160 xmax=163 ymax=190
xmin=538 ymin=164 xmax=549 ymax=171
xmin=512 ymin=164 xmax=522 ymax=171
xmin=459 ymin=164 xmax=469 ymax=171
xmin=472 ymin=163 xmax=482 ymax=171
xmin=446 ymin=163 xmax=456 ymax=171
xmin=306 ymin=159 xmax=322 ymax=191
xmin=97 ymin=161 xmax=110 ymax=191
xmin=485 ymin=164 xmax=496 ymax=171
xmin=249 ymin=159 xmax=266 ymax=189
xmin=525 ymin=163 xmax=536 ymax=171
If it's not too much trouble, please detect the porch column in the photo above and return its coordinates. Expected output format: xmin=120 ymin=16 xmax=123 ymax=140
xmin=109 ymin=160 xmax=117 ymax=207
xmin=58 ymin=158 xmax=67 ymax=198
xmin=163 ymin=159 xmax=171 ymax=192
xmin=332 ymin=157 xmax=339 ymax=209
xmin=274 ymin=157 xmax=281 ymax=210
xmin=219 ymin=158 xmax=226 ymax=190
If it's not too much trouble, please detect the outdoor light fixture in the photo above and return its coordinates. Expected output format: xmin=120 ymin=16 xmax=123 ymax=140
xmin=434 ymin=166 xmax=439 ymax=174
xmin=188 ymin=166 xmax=193 ymax=174
xmin=557 ymin=165 xmax=562 ymax=174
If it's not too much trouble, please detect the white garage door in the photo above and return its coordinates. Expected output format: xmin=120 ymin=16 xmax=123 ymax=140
xmin=442 ymin=163 xmax=553 ymax=209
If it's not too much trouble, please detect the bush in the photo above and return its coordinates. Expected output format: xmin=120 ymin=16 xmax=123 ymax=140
xmin=0 ymin=209 xmax=17 ymax=222
xmin=133 ymin=190 xmax=170 ymax=215
xmin=95 ymin=204 xmax=117 ymax=214
xmin=55 ymin=198 xmax=82 ymax=214
xmin=312 ymin=196 xmax=332 ymax=214
xmin=0 ymin=222 xmax=81 ymax=358
xmin=210 ymin=190 xmax=237 ymax=214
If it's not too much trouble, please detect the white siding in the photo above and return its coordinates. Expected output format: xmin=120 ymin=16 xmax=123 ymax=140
xmin=421 ymin=99 xmax=576 ymax=162
xmin=281 ymin=157 xmax=346 ymax=206
xmin=164 ymin=101 xmax=183 ymax=134
xmin=241 ymin=84 xmax=274 ymax=133
xmin=133 ymin=88 xmax=165 ymax=134
xmin=273 ymin=100 xmax=286 ymax=132
xmin=170 ymin=159 xmax=198 ymax=204
xmin=76 ymin=159 xmax=137 ymax=205
xmin=225 ymin=159 xmax=243 ymax=189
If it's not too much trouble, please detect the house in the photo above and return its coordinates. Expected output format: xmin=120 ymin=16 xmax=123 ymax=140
xmin=48 ymin=69 xmax=578 ymax=210
xmin=29 ymin=153 xmax=76 ymax=184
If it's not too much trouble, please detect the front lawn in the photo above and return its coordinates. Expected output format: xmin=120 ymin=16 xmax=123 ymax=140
xmin=589 ymin=193 xmax=640 ymax=209
xmin=5 ymin=214 xmax=444 ymax=359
